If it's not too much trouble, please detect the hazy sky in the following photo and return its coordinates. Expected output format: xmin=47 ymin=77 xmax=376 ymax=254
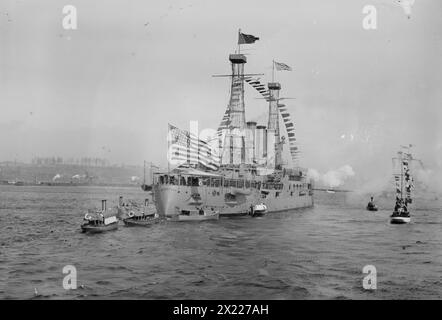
xmin=1 ymin=0 xmax=441 ymax=182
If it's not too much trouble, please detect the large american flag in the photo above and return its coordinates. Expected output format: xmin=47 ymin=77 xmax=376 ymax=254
xmin=168 ymin=124 xmax=220 ymax=171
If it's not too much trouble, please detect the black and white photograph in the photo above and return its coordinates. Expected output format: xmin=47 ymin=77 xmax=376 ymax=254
xmin=0 ymin=0 xmax=441 ymax=305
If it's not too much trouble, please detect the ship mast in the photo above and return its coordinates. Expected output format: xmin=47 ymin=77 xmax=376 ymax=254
xmin=225 ymin=53 xmax=247 ymax=165
xmin=393 ymin=144 xmax=416 ymax=208
xmin=267 ymin=82 xmax=283 ymax=169
xmin=214 ymin=55 xmax=263 ymax=166
xmin=393 ymin=151 xmax=405 ymax=202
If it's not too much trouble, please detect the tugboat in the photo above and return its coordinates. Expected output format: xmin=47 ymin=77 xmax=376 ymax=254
xmin=169 ymin=207 xmax=219 ymax=222
xmin=81 ymin=200 xmax=119 ymax=233
xmin=122 ymin=198 xmax=160 ymax=227
xmin=123 ymin=212 xmax=160 ymax=226
xmin=366 ymin=196 xmax=378 ymax=211
xmin=390 ymin=145 xmax=416 ymax=224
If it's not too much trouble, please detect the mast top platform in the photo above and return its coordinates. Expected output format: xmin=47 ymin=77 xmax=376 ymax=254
xmin=229 ymin=54 xmax=247 ymax=64
xmin=268 ymin=82 xmax=281 ymax=90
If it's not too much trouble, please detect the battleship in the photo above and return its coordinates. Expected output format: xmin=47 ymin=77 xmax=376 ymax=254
xmin=149 ymin=33 xmax=314 ymax=217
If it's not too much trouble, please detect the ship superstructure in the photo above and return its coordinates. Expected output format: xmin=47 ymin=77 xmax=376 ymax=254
xmin=151 ymin=35 xmax=314 ymax=217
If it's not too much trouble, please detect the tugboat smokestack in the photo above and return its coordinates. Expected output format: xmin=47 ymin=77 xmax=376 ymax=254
xmin=102 ymin=200 xmax=107 ymax=211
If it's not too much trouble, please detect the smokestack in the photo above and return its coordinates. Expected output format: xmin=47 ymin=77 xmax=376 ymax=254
xmin=119 ymin=196 xmax=123 ymax=207
xmin=266 ymin=129 xmax=276 ymax=168
xmin=101 ymin=200 xmax=107 ymax=212
xmin=221 ymin=135 xmax=231 ymax=165
xmin=144 ymin=198 xmax=149 ymax=206
xmin=255 ymin=125 xmax=267 ymax=165
xmin=246 ymin=121 xmax=257 ymax=164
xmin=229 ymin=131 xmax=243 ymax=165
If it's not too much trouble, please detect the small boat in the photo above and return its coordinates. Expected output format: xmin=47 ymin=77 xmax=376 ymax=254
xmin=251 ymin=203 xmax=267 ymax=217
xmin=366 ymin=197 xmax=378 ymax=211
xmin=118 ymin=197 xmax=156 ymax=220
xmin=123 ymin=212 xmax=160 ymax=227
xmin=389 ymin=145 xmax=418 ymax=225
xmin=170 ymin=208 xmax=219 ymax=221
xmin=390 ymin=211 xmax=411 ymax=224
xmin=81 ymin=200 xmax=119 ymax=233
xmin=81 ymin=218 xmax=119 ymax=233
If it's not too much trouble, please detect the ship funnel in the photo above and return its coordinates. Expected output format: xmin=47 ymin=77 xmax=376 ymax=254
xmin=144 ymin=198 xmax=149 ymax=206
xmin=246 ymin=121 xmax=257 ymax=164
xmin=102 ymin=199 xmax=107 ymax=212
xmin=266 ymin=128 xmax=276 ymax=168
xmin=255 ymin=125 xmax=267 ymax=165
xmin=119 ymin=196 xmax=123 ymax=207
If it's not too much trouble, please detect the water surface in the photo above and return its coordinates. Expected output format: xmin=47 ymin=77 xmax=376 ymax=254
xmin=0 ymin=185 xmax=441 ymax=299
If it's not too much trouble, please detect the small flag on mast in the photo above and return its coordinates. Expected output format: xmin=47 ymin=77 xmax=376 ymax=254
xmin=274 ymin=61 xmax=292 ymax=71
xmin=238 ymin=32 xmax=259 ymax=44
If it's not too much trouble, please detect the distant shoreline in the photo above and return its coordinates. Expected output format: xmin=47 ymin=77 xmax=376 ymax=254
xmin=0 ymin=163 xmax=148 ymax=187
xmin=0 ymin=181 xmax=140 ymax=188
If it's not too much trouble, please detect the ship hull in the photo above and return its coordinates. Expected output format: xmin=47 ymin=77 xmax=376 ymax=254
xmin=168 ymin=213 xmax=219 ymax=221
xmin=390 ymin=217 xmax=411 ymax=224
xmin=390 ymin=212 xmax=411 ymax=224
xmin=153 ymin=184 xmax=313 ymax=217
xmin=123 ymin=217 xmax=160 ymax=227
xmin=80 ymin=222 xmax=119 ymax=233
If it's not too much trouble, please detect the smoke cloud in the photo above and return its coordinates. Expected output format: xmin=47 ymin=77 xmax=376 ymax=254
xmin=308 ymin=165 xmax=355 ymax=188
xmin=414 ymin=168 xmax=442 ymax=193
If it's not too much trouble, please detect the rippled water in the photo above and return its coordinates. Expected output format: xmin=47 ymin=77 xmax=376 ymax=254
xmin=0 ymin=185 xmax=441 ymax=299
